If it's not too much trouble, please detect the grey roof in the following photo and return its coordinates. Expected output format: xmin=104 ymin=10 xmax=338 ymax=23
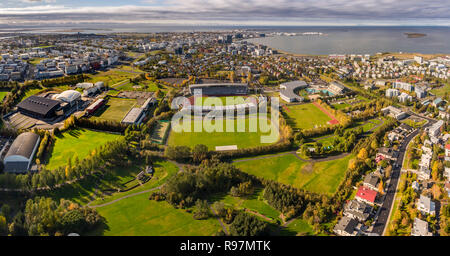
xmin=5 ymin=132 xmax=40 ymax=159
xmin=364 ymin=173 xmax=380 ymax=188
xmin=334 ymin=216 xmax=358 ymax=234
xmin=419 ymin=195 xmax=435 ymax=213
xmin=17 ymin=95 xmax=61 ymax=116
xmin=122 ymin=108 xmax=144 ymax=124
xmin=279 ymin=80 xmax=308 ymax=101
xmin=189 ymin=83 xmax=247 ymax=89
xmin=330 ymin=81 xmax=346 ymax=89
xmin=344 ymin=200 xmax=372 ymax=221
xmin=411 ymin=218 xmax=432 ymax=236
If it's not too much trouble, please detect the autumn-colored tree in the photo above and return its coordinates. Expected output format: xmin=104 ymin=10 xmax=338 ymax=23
xmin=357 ymin=148 xmax=368 ymax=160
xmin=378 ymin=180 xmax=384 ymax=194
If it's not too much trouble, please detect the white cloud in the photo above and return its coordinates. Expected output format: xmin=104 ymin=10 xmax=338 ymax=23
xmin=0 ymin=0 xmax=448 ymax=25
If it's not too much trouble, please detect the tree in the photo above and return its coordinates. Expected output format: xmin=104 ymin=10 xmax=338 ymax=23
xmin=229 ymin=212 xmax=268 ymax=236
xmin=193 ymin=199 xmax=210 ymax=220
xmin=0 ymin=215 xmax=7 ymax=235
xmin=357 ymin=148 xmax=368 ymax=160
xmin=378 ymin=180 xmax=384 ymax=194
xmin=192 ymin=144 xmax=209 ymax=164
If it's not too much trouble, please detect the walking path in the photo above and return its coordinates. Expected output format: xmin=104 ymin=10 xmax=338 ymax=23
xmin=88 ymin=186 xmax=162 ymax=208
xmin=209 ymin=205 xmax=229 ymax=235
xmin=87 ymin=160 xmax=184 ymax=208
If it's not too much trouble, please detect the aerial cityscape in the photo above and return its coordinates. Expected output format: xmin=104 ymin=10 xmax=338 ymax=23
xmin=0 ymin=0 xmax=449 ymax=241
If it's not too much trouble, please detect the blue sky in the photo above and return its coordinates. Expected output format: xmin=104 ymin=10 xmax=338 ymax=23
xmin=0 ymin=0 xmax=449 ymax=26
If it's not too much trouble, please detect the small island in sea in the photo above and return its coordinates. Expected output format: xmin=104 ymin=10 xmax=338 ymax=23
xmin=404 ymin=32 xmax=427 ymax=38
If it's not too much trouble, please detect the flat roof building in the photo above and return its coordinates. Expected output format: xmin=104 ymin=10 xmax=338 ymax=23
xmin=16 ymin=95 xmax=61 ymax=119
xmin=122 ymin=108 xmax=145 ymax=125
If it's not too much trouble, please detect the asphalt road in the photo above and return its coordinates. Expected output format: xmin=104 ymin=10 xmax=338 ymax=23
xmin=371 ymin=116 xmax=435 ymax=235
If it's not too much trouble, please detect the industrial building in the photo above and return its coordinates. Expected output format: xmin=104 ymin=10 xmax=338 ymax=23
xmin=3 ymin=132 xmax=40 ymax=173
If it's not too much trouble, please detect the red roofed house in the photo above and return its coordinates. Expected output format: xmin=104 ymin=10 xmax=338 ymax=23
xmin=355 ymin=186 xmax=378 ymax=205
xmin=445 ymin=144 xmax=450 ymax=157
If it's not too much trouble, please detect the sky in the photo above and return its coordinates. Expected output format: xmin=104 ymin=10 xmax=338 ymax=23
xmin=0 ymin=0 xmax=449 ymax=26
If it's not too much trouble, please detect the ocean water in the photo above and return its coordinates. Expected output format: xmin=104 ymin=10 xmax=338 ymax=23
xmin=1 ymin=24 xmax=449 ymax=54
xmin=245 ymin=26 xmax=450 ymax=55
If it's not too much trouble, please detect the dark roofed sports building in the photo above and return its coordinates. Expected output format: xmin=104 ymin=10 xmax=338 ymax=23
xmin=3 ymin=132 xmax=40 ymax=173
xmin=16 ymin=95 xmax=61 ymax=119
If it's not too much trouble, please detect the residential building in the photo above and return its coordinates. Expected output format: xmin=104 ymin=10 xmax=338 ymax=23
xmin=411 ymin=218 xmax=432 ymax=236
xmin=417 ymin=195 xmax=436 ymax=215
xmin=333 ymin=217 xmax=360 ymax=236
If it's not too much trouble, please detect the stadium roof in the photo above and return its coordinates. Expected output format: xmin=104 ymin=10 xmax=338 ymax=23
xmin=189 ymin=83 xmax=248 ymax=89
xmin=279 ymin=80 xmax=308 ymax=101
xmin=5 ymin=132 xmax=40 ymax=160
xmin=17 ymin=96 xmax=61 ymax=116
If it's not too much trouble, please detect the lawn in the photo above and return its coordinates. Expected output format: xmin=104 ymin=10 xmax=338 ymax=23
xmin=20 ymin=88 xmax=45 ymax=101
xmin=192 ymin=96 xmax=253 ymax=107
xmin=0 ymin=91 xmax=9 ymax=102
xmin=301 ymin=154 xmax=352 ymax=194
xmin=168 ymin=116 xmax=279 ymax=150
xmin=87 ymin=69 xmax=138 ymax=85
xmin=91 ymin=97 xmax=137 ymax=122
xmin=49 ymin=159 xmax=178 ymax=206
xmin=234 ymin=153 xmax=353 ymax=195
xmin=280 ymin=218 xmax=314 ymax=236
xmin=283 ymin=103 xmax=332 ymax=129
xmin=402 ymin=119 xmax=426 ymax=129
xmin=92 ymin=193 xmax=222 ymax=236
xmin=430 ymin=82 xmax=450 ymax=97
xmin=332 ymin=102 xmax=351 ymax=110
xmin=46 ymin=128 xmax=122 ymax=170
xmin=117 ymin=80 xmax=160 ymax=92
xmin=212 ymin=188 xmax=282 ymax=222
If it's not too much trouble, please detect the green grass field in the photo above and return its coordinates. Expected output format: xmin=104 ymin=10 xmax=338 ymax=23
xmin=192 ymin=96 xmax=253 ymax=107
xmin=284 ymin=103 xmax=331 ymax=129
xmin=46 ymin=128 xmax=122 ymax=170
xmin=332 ymin=102 xmax=351 ymax=110
xmin=430 ymin=82 xmax=450 ymax=97
xmin=87 ymin=69 xmax=138 ymax=85
xmin=280 ymin=218 xmax=314 ymax=236
xmin=92 ymin=193 xmax=222 ymax=236
xmin=117 ymin=80 xmax=160 ymax=92
xmin=168 ymin=116 xmax=279 ymax=150
xmin=212 ymin=188 xmax=281 ymax=222
xmin=0 ymin=91 xmax=9 ymax=102
xmin=46 ymin=159 xmax=177 ymax=205
xmin=234 ymin=153 xmax=353 ymax=195
xmin=92 ymin=97 xmax=137 ymax=122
